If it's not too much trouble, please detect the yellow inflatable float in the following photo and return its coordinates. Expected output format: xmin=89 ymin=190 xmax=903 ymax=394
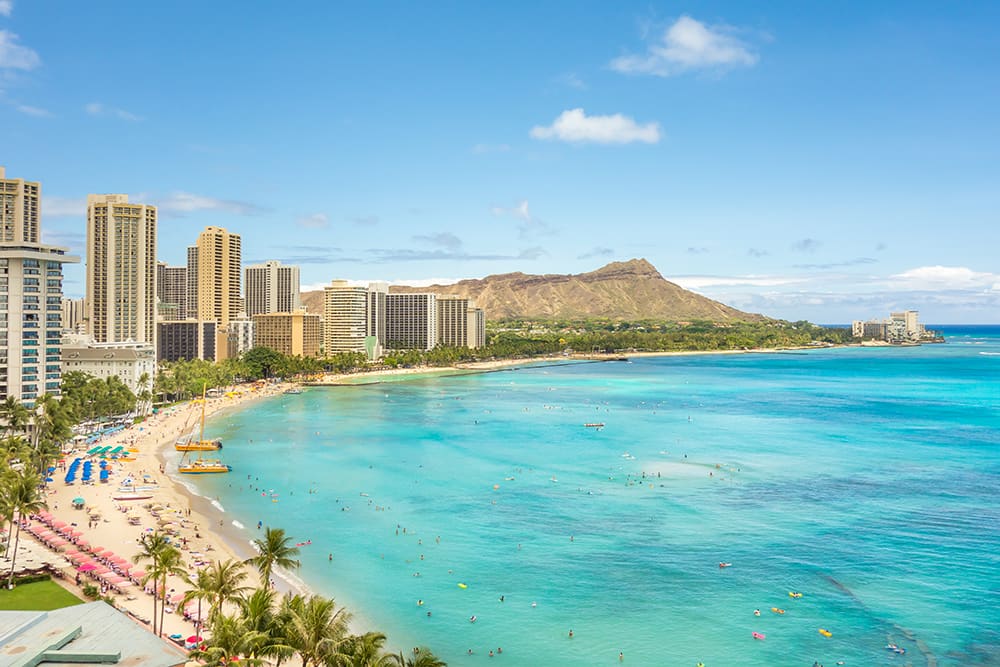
xmin=819 ymin=628 xmax=832 ymax=637
xmin=457 ymin=583 xmax=468 ymax=589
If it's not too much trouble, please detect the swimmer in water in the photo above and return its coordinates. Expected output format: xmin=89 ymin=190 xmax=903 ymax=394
xmin=754 ymin=609 xmax=761 ymax=616
xmin=568 ymin=629 xmax=573 ymax=638
xmin=470 ymin=615 xmax=477 ymax=623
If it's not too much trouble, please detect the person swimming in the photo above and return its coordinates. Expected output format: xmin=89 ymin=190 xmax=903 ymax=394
xmin=754 ymin=609 xmax=761 ymax=616
xmin=470 ymin=615 xmax=477 ymax=623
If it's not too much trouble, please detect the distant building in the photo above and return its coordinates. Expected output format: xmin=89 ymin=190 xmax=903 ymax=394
xmin=245 ymin=260 xmax=300 ymax=317
xmin=253 ymin=310 xmax=321 ymax=357
xmin=226 ymin=318 xmax=254 ymax=356
xmin=852 ymin=310 xmax=928 ymax=343
xmin=0 ymin=166 xmax=79 ymax=405
xmin=62 ymin=340 xmax=156 ymax=394
xmin=428 ymin=296 xmax=486 ymax=350
xmin=86 ymin=194 xmax=157 ymax=345
xmin=156 ymin=261 xmax=187 ymax=320
xmin=323 ymin=280 xmax=369 ymax=354
xmin=367 ymin=281 xmax=388 ymax=349
xmin=188 ymin=226 xmax=241 ymax=361
xmin=61 ymin=296 xmax=87 ymax=334
xmin=157 ymin=320 xmax=217 ymax=362
xmin=385 ymin=293 xmax=437 ymax=351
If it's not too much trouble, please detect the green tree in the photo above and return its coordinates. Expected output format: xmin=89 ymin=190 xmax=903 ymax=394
xmin=202 ymin=558 xmax=251 ymax=622
xmin=132 ymin=532 xmax=186 ymax=636
xmin=280 ymin=593 xmax=351 ymax=667
xmin=0 ymin=397 xmax=30 ymax=438
xmin=2 ymin=471 xmax=47 ymax=588
xmin=246 ymin=526 xmax=301 ymax=587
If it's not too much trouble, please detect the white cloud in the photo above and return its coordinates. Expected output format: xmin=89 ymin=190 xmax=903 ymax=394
xmin=85 ymin=102 xmax=141 ymax=121
xmin=154 ymin=192 xmax=265 ymax=217
xmin=297 ymin=213 xmax=329 ymax=229
xmin=670 ymin=274 xmax=808 ymax=290
xmin=0 ymin=29 xmax=40 ymax=70
xmin=610 ymin=15 xmax=758 ymax=77
xmin=43 ymin=196 xmax=87 ymax=217
xmin=491 ymin=200 xmax=532 ymax=221
xmin=530 ymin=108 xmax=661 ymax=145
xmin=889 ymin=266 xmax=1000 ymax=291
xmin=16 ymin=104 xmax=52 ymax=117
xmin=0 ymin=1 xmax=13 ymax=17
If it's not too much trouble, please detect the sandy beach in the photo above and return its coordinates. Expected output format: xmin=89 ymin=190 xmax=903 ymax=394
xmin=19 ymin=380 xmax=291 ymax=643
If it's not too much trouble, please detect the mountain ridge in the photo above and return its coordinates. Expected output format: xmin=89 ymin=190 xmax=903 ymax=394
xmin=300 ymin=259 xmax=763 ymax=322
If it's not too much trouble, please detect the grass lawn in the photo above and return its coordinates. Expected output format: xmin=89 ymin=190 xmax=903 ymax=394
xmin=0 ymin=579 xmax=83 ymax=611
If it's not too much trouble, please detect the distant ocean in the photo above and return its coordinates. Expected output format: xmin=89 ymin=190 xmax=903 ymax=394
xmin=184 ymin=324 xmax=1000 ymax=666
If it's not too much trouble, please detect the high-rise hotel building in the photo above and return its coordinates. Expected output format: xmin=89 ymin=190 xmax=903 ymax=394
xmin=86 ymin=195 xmax=157 ymax=345
xmin=156 ymin=261 xmax=187 ymax=320
xmin=322 ymin=281 xmax=369 ymax=353
xmin=436 ymin=296 xmax=486 ymax=349
xmin=187 ymin=226 xmax=242 ymax=327
xmin=245 ymin=260 xmax=300 ymax=317
xmin=0 ymin=167 xmax=79 ymax=405
xmin=385 ymin=293 xmax=437 ymax=351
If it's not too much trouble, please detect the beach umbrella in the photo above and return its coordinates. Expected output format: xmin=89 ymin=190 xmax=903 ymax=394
xmin=171 ymin=593 xmax=186 ymax=603
xmin=89 ymin=546 xmax=106 ymax=555
xmin=92 ymin=565 xmax=111 ymax=574
xmin=63 ymin=549 xmax=81 ymax=558
xmin=72 ymin=496 xmax=85 ymax=505
xmin=130 ymin=569 xmax=146 ymax=580
xmin=68 ymin=529 xmax=83 ymax=538
xmin=50 ymin=520 xmax=67 ymax=529
xmin=75 ymin=539 xmax=89 ymax=549
xmin=44 ymin=477 xmax=53 ymax=483
xmin=114 ymin=580 xmax=133 ymax=588
xmin=78 ymin=563 xmax=97 ymax=572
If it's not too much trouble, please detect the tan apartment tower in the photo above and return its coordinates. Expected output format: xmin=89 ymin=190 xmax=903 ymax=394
xmin=253 ymin=310 xmax=321 ymax=357
xmin=0 ymin=166 xmax=40 ymax=242
xmin=0 ymin=167 xmax=80 ymax=405
xmin=85 ymin=195 xmax=157 ymax=345
xmin=189 ymin=226 xmax=241 ymax=327
xmin=245 ymin=260 xmax=300 ymax=317
xmin=323 ymin=280 xmax=369 ymax=353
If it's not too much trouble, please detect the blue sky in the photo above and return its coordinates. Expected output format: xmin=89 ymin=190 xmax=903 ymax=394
xmin=1 ymin=1 xmax=998 ymax=323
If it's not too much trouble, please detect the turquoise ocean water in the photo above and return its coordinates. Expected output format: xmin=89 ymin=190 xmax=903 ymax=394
xmin=177 ymin=325 xmax=999 ymax=666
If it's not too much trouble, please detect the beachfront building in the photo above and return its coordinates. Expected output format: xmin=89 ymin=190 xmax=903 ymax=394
xmin=252 ymin=309 xmax=321 ymax=357
xmin=323 ymin=280 xmax=369 ymax=354
xmin=62 ymin=340 xmax=156 ymax=394
xmin=436 ymin=296 xmax=485 ymax=349
xmin=245 ymin=260 xmax=300 ymax=317
xmin=0 ymin=166 xmax=79 ymax=405
xmin=385 ymin=293 xmax=437 ymax=351
xmin=156 ymin=261 xmax=187 ymax=320
xmin=156 ymin=320 xmax=217 ymax=362
xmin=61 ymin=296 xmax=87 ymax=334
xmin=86 ymin=194 xmax=157 ymax=346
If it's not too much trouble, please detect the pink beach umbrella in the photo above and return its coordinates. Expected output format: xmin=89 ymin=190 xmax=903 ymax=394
xmin=130 ymin=569 xmax=146 ymax=580
xmin=114 ymin=580 xmax=133 ymax=589
xmin=171 ymin=593 xmax=186 ymax=603
xmin=75 ymin=538 xmax=89 ymax=549
xmin=63 ymin=549 xmax=81 ymax=558
xmin=38 ymin=511 xmax=52 ymax=520
xmin=68 ymin=529 xmax=83 ymax=538
xmin=48 ymin=537 xmax=68 ymax=547
xmin=50 ymin=520 xmax=67 ymax=529
xmin=78 ymin=563 xmax=97 ymax=572
xmin=89 ymin=546 xmax=107 ymax=556
xmin=91 ymin=565 xmax=111 ymax=575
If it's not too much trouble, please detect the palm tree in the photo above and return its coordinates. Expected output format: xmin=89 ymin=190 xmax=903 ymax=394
xmin=182 ymin=567 xmax=213 ymax=637
xmin=237 ymin=586 xmax=292 ymax=663
xmin=188 ymin=612 xmax=265 ymax=667
xmin=132 ymin=532 xmax=186 ymax=636
xmin=385 ymin=648 xmax=447 ymax=667
xmin=3 ymin=471 xmax=47 ymax=588
xmin=0 ymin=397 xmax=29 ymax=438
xmin=280 ymin=593 xmax=351 ymax=667
xmin=338 ymin=631 xmax=392 ymax=667
xmin=202 ymin=558 xmax=251 ymax=622
xmin=157 ymin=546 xmax=188 ymax=638
xmin=245 ymin=526 xmax=301 ymax=587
